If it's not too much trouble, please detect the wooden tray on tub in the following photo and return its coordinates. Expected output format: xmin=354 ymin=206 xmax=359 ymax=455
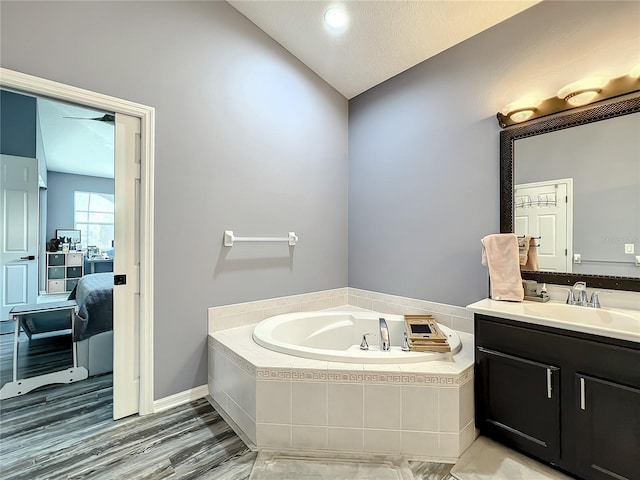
xmin=403 ymin=314 xmax=451 ymax=353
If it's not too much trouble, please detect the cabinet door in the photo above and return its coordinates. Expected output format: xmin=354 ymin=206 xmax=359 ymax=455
xmin=575 ymin=374 xmax=640 ymax=480
xmin=476 ymin=346 xmax=561 ymax=463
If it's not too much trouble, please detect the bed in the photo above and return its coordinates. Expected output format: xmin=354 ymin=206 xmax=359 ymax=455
xmin=68 ymin=272 xmax=114 ymax=376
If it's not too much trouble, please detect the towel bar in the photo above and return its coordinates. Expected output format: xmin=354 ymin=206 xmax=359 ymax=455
xmin=224 ymin=230 xmax=298 ymax=247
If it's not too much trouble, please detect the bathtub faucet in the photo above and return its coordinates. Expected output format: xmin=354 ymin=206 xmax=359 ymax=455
xmin=379 ymin=317 xmax=390 ymax=351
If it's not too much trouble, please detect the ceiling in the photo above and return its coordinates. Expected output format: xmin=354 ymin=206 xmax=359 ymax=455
xmin=37 ymin=98 xmax=114 ymax=179
xmin=35 ymin=1 xmax=541 ymax=178
xmin=227 ymin=0 xmax=542 ymax=99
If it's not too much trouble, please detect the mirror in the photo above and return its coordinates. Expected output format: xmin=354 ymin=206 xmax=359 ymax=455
xmin=500 ymin=93 xmax=640 ymax=291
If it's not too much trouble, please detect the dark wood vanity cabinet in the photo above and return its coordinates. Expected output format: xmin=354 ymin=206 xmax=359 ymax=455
xmin=475 ymin=346 xmax=561 ymax=464
xmin=475 ymin=314 xmax=640 ymax=480
xmin=574 ymin=374 xmax=640 ymax=480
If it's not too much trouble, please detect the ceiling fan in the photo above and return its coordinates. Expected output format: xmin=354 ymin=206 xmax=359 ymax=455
xmin=63 ymin=113 xmax=115 ymax=123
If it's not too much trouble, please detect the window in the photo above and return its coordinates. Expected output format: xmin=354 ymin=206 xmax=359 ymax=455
xmin=74 ymin=191 xmax=114 ymax=251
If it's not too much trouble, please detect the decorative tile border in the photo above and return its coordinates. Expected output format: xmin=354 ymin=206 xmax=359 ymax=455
xmin=214 ymin=329 xmax=474 ymax=387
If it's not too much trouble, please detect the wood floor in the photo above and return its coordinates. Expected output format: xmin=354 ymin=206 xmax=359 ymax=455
xmin=0 ymin=374 xmax=256 ymax=479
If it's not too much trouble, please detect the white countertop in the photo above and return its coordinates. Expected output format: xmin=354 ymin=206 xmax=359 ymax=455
xmin=467 ymin=298 xmax=640 ymax=344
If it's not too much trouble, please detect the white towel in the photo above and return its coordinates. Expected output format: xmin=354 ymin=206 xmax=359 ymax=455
xmin=481 ymin=234 xmax=524 ymax=302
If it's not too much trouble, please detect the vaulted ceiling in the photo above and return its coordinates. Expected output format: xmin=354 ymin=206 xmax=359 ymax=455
xmin=227 ymin=0 xmax=541 ymax=98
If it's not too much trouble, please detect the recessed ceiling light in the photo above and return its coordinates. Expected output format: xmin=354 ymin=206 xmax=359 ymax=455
xmin=324 ymin=6 xmax=349 ymax=32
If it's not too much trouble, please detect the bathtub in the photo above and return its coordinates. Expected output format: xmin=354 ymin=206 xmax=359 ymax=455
xmin=252 ymin=310 xmax=461 ymax=363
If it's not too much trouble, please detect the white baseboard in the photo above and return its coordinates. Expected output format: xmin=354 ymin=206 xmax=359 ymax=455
xmin=153 ymin=384 xmax=208 ymax=413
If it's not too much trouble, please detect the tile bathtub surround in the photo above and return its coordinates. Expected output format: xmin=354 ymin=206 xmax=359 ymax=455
xmin=208 ymin=288 xmax=349 ymax=332
xmin=347 ymin=288 xmax=474 ymax=334
xmin=208 ymin=287 xmax=474 ymax=334
xmin=208 ymin=324 xmax=476 ymax=461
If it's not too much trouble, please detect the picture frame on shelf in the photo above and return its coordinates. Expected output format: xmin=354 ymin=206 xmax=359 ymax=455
xmin=56 ymin=229 xmax=81 ymax=245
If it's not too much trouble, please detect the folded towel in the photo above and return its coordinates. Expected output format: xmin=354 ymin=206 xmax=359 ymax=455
xmin=481 ymin=234 xmax=524 ymax=302
xmin=518 ymin=236 xmax=540 ymax=271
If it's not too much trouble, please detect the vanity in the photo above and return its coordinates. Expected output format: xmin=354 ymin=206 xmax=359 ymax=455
xmin=468 ymin=299 xmax=639 ymax=480
xmin=480 ymin=89 xmax=640 ymax=479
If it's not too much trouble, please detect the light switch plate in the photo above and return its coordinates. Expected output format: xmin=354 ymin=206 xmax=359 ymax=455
xmin=625 ymin=243 xmax=635 ymax=254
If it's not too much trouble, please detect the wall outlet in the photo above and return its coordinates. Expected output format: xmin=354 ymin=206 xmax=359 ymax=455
xmin=625 ymin=243 xmax=635 ymax=254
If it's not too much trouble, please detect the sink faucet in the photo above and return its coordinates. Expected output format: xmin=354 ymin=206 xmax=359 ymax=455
xmin=379 ymin=317 xmax=390 ymax=351
xmin=567 ymin=281 xmax=588 ymax=306
xmin=566 ymin=281 xmax=601 ymax=308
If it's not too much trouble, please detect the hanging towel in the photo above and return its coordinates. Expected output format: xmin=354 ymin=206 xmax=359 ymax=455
xmin=481 ymin=234 xmax=524 ymax=302
xmin=518 ymin=236 xmax=540 ymax=271
xmin=518 ymin=235 xmax=532 ymax=265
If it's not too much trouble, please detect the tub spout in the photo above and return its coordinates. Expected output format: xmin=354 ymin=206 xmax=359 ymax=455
xmin=379 ymin=317 xmax=390 ymax=351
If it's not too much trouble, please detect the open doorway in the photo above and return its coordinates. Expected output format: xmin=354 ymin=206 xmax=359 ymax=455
xmin=0 ymin=94 xmax=117 ymax=402
xmin=0 ymin=69 xmax=153 ymax=418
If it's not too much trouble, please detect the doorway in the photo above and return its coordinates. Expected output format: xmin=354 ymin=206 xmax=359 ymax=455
xmin=0 ymin=68 xmax=154 ymax=417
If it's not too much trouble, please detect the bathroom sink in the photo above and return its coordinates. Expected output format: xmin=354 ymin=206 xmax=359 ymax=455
xmin=522 ymin=302 xmax=638 ymax=330
xmin=467 ymin=298 xmax=640 ymax=343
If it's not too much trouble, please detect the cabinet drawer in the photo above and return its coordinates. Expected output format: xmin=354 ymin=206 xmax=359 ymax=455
xmin=66 ymin=279 xmax=79 ymax=292
xmin=48 ymin=254 xmax=65 ymax=266
xmin=67 ymin=253 xmax=83 ymax=266
xmin=47 ymin=280 xmax=65 ymax=293
xmin=66 ymin=266 xmax=82 ymax=278
xmin=48 ymin=266 xmax=65 ymax=279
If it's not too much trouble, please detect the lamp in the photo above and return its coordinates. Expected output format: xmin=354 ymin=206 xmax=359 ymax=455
xmin=557 ymin=77 xmax=609 ymax=107
xmin=630 ymin=64 xmax=640 ymax=79
xmin=500 ymin=97 xmax=541 ymax=123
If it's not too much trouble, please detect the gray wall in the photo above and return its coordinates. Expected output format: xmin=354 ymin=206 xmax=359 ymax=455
xmin=46 ymin=171 xmax=115 ymax=242
xmin=0 ymin=1 xmax=348 ymax=399
xmin=348 ymin=1 xmax=640 ymax=307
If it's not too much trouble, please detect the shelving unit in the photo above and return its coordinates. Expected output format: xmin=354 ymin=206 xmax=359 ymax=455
xmin=46 ymin=252 xmax=83 ymax=293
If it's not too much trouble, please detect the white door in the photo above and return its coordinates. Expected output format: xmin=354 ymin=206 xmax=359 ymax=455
xmin=515 ymin=179 xmax=573 ymax=272
xmin=113 ymin=113 xmax=141 ymax=419
xmin=1 ymin=155 xmax=39 ymax=320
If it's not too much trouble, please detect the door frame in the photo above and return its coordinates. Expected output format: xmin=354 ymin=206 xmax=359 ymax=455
xmin=0 ymin=67 xmax=155 ymax=415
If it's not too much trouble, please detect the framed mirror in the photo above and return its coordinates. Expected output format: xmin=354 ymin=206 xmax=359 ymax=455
xmin=500 ymin=92 xmax=640 ymax=291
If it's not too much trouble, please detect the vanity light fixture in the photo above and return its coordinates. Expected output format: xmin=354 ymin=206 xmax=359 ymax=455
xmin=497 ymin=71 xmax=640 ymax=128
xmin=557 ymin=77 xmax=609 ymax=107
xmin=500 ymin=97 xmax=541 ymax=123
xmin=324 ymin=6 xmax=349 ymax=33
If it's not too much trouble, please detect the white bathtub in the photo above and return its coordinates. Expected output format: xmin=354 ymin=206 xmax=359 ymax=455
xmin=252 ymin=310 xmax=461 ymax=363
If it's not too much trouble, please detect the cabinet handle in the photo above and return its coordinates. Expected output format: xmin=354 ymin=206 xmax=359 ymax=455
xmin=546 ymin=368 xmax=552 ymax=398
xmin=580 ymin=377 xmax=586 ymax=410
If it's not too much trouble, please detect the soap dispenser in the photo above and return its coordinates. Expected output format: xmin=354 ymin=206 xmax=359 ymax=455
xmin=539 ymin=283 xmax=548 ymax=299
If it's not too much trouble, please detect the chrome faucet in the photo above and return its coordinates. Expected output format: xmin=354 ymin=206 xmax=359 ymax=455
xmin=379 ymin=317 xmax=390 ymax=351
xmin=566 ymin=281 xmax=601 ymax=308
xmin=567 ymin=281 xmax=588 ymax=306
